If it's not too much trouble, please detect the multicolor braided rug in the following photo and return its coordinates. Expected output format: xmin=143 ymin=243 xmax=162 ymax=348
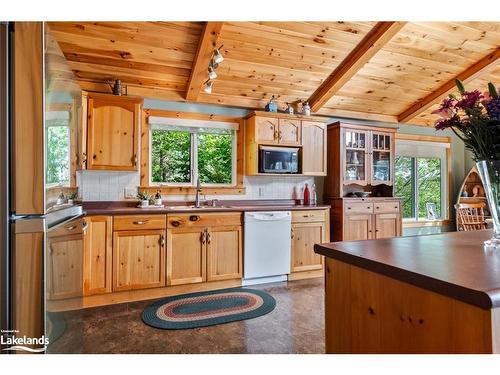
xmin=142 ymin=288 xmax=276 ymax=330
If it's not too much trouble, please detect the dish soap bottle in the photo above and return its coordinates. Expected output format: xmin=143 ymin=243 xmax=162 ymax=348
xmin=303 ymin=183 xmax=310 ymax=206
xmin=154 ymin=190 xmax=162 ymax=206
xmin=310 ymin=183 xmax=317 ymax=206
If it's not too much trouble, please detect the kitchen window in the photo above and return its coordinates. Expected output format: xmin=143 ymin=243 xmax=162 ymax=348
xmin=395 ymin=138 xmax=450 ymax=221
xmin=148 ymin=116 xmax=238 ymax=186
xmin=45 ymin=110 xmax=71 ymax=186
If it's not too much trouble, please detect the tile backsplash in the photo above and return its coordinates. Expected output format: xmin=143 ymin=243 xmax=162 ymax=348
xmin=77 ymin=170 xmax=324 ymax=202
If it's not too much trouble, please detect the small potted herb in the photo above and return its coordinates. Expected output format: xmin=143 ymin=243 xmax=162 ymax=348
xmin=137 ymin=191 xmax=152 ymax=207
xmin=66 ymin=191 xmax=78 ymax=205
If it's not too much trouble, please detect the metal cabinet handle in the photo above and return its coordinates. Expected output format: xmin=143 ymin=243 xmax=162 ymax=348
xmin=133 ymin=220 xmax=148 ymax=225
xmin=291 ymin=228 xmax=294 ymax=239
xmin=376 ymin=206 xmax=380 ymax=209
xmin=160 ymin=234 xmax=165 ymax=247
xmin=303 ymin=214 xmax=310 ymax=218
xmin=171 ymin=220 xmax=180 ymax=227
xmin=82 ymin=221 xmax=88 ymax=232
xmin=278 ymin=130 xmax=282 ymax=140
xmin=189 ymin=215 xmax=200 ymax=222
xmin=65 ymin=225 xmax=77 ymax=231
xmin=274 ymin=129 xmax=278 ymax=140
xmin=132 ymin=154 xmax=138 ymax=166
xmin=347 ymin=207 xmax=352 ymax=210
xmin=207 ymin=230 xmax=211 ymax=244
xmin=201 ymin=230 xmax=206 ymax=244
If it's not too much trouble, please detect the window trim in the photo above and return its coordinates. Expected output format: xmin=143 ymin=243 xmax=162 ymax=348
xmin=140 ymin=109 xmax=246 ymax=195
xmin=395 ymin=133 xmax=452 ymax=224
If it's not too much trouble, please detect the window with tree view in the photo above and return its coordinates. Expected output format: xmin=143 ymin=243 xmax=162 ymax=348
xmin=46 ymin=111 xmax=70 ymax=186
xmin=395 ymin=151 xmax=445 ymax=220
xmin=150 ymin=121 xmax=236 ymax=186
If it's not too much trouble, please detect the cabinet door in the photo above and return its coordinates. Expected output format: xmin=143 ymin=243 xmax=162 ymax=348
xmin=87 ymin=94 xmax=141 ymax=171
xmin=113 ymin=230 xmax=165 ymax=291
xmin=342 ymin=128 xmax=369 ymax=185
xmin=83 ymin=216 xmax=112 ymax=295
xmin=166 ymin=227 xmax=206 ymax=286
xmin=343 ymin=214 xmax=373 ymax=241
xmin=255 ymin=116 xmax=278 ymax=144
xmin=302 ymin=121 xmax=327 ymax=175
xmin=278 ymin=118 xmax=301 ymax=145
xmin=207 ymin=226 xmax=242 ymax=281
xmin=291 ymin=222 xmax=325 ymax=272
xmin=374 ymin=213 xmax=401 ymax=239
xmin=370 ymin=131 xmax=393 ymax=185
xmin=48 ymin=235 xmax=83 ymax=300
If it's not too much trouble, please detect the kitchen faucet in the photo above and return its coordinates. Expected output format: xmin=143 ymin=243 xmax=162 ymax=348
xmin=195 ymin=177 xmax=202 ymax=208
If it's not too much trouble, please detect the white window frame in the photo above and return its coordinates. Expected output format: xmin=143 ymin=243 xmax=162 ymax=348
xmin=148 ymin=117 xmax=238 ymax=188
xmin=395 ymin=139 xmax=450 ymax=221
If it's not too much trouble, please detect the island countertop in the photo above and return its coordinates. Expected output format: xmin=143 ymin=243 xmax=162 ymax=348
xmin=314 ymin=230 xmax=500 ymax=309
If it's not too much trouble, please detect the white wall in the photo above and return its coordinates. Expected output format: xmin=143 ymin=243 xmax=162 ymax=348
xmin=77 ymin=170 xmax=323 ymax=202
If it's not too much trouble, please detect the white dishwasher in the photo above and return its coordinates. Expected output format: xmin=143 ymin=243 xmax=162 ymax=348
xmin=243 ymin=211 xmax=292 ymax=286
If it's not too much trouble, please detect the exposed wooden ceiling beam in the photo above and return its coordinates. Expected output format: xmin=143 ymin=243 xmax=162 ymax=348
xmin=398 ymin=48 xmax=500 ymax=123
xmin=307 ymin=21 xmax=406 ymax=112
xmin=185 ymin=22 xmax=224 ymax=101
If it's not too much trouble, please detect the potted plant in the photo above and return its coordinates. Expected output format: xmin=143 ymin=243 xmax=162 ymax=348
xmin=433 ymin=79 xmax=500 ymax=248
xmin=137 ymin=191 xmax=153 ymax=207
xmin=66 ymin=191 xmax=78 ymax=205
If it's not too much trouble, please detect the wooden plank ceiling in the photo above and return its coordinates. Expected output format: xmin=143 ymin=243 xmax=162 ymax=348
xmin=47 ymin=21 xmax=500 ymax=126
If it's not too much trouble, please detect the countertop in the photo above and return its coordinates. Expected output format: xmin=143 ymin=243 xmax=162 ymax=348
xmin=314 ymin=230 xmax=500 ymax=309
xmin=83 ymin=200 xmax=330 ymax=216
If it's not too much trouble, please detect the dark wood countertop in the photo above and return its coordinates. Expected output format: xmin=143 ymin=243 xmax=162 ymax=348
xmin=83 ymin=200 xmax=330 ymax=216
xmin=314 ymin=230 xmax=500 ymax=309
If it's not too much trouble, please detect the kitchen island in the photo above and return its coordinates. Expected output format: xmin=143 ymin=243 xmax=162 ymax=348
xmin=314 ymin=230 xmax=500 ymax=354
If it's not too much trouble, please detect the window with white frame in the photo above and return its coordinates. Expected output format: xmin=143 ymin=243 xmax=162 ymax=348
xmin=148 ymin=116 xmax=238 ymax=186
xmin=394 ymin=139 xmax=449 ymax=220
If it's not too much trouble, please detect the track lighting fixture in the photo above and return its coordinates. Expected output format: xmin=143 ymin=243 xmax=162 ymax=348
xmin=208 ymin=64 xmax=217 ymax=80
xmin=203 ymin=80 xmax=213 ymax=94
xmin=213 ymin=45 xmax=224 ymax=64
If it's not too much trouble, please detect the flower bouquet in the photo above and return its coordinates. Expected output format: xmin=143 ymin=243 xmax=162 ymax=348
xmin=433 ymin=79 xmax=500 ymax=247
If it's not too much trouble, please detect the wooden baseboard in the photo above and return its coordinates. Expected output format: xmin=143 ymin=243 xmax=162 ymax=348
xmin=47 ymin=279 xmax=242 ymax=312
xmin=288 ymin=269 xmax=324 ymax=281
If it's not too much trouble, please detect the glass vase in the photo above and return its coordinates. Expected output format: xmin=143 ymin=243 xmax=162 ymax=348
xmin=476 ymin=160 xmax=500 ymax=248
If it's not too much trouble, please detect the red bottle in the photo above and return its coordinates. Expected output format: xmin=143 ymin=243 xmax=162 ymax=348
xmin=303 ymin=183 xmax=310 ymax=205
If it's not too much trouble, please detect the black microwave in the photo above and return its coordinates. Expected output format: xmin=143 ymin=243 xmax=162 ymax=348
xmin=259 ymin=146 xmax=299 ymax=174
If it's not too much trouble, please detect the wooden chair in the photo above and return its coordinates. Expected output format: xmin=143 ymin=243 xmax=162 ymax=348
xmin=455 ymin=203 xmax=487 ymax=231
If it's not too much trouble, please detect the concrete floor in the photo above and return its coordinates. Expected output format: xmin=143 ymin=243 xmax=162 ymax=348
xmin=47 ymin=277 xmax=325 ymax=354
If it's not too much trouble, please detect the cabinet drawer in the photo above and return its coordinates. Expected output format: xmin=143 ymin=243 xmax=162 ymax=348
xmin=292 ymin=210 xmax=326 ymax=223
xmin=113 ymin=215 xmax=166 ymax=231
xmin=167 ymin=213 xmax=242 ymax=228
xmin=374 ymin=201 xmax=400 ymax=213
xmin=344 ymin=202 xmax=374 ymax=214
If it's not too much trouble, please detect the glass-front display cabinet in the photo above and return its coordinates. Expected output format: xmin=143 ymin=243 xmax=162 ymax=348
xmin=324 ymin=122 xmax=396 ymax=198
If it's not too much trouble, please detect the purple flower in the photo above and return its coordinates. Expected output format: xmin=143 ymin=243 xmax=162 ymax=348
xmin=455 ymin=90 xmax=484 ymax=110
xmin=435 ymin=114 xmax=460 ymax=131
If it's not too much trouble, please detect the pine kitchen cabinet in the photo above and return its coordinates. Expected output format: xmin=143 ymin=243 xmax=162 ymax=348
xmin=289 ymin=209 xmax=329 ymax=281
xmin=112 ymin=215 xmax=166 ymax=291
xmin=245 ymin=111 xmax=327 ymax=176
xmin=166 ymin=213 xmax=242 ymax=286
xmin=83 ymin=215 xmax=112 ymax=295
xmin=47 ymin=218 xmax=85 ymax=300
xmin=85 ymin=92 xmax=142 ymax=171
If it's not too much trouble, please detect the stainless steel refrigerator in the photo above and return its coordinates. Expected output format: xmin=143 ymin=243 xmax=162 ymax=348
xmin=1 ymin=22 xmax=85 ymax=353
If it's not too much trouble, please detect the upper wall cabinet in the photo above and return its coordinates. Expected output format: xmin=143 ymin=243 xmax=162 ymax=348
xmin=245 ymin=112 xmax=327 ymax=176
xmin=85 ymin=92 xmax=143 ymax=171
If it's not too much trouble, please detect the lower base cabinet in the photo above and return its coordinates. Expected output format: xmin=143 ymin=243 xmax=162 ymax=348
xmin=343 ymin=214 xmax=373 ymax=241
xmin=207 ymin=226 xmax=242 ymax=281
xmin=166 ymin=228 xmax=206 ymax=286
xmin=291 ymin=223 xmax=325 ymax=272
xmin=47 ymin=218 xmax=85 ymax=300
xmin=113 ymin=229 xmax=165 ymax=291
xmin=374 ymin=213 xmax=401 ymax=238
xmin=84 ymin=215 xmax=112 ymax=295
xmin=289 ymin=210 xmax=329 ymax=279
